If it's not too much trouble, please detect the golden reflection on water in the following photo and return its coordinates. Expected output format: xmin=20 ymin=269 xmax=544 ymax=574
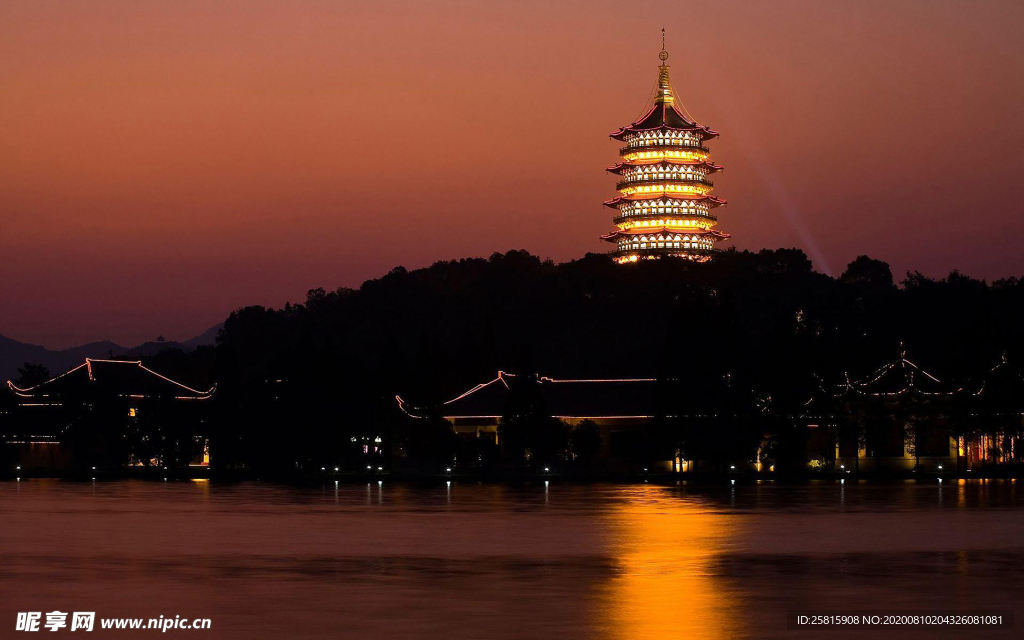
xmin=602 ymin=486 xmax=743 ymax=640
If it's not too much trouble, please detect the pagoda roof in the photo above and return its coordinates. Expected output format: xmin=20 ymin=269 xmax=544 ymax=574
xmin=603 ymin=194 xmax=727 ymax=209
xmin=7 ymin=358 xmax=215 ymax=402
xmin=600 ymin=228 xmax=731 ymax=243
xmin=610 ymin=102 xmax=718 ymax=142
xmin=606 ymin=160 xmax=723 ymax=175
xmin=398 ymin=371 xmax=661 ymax=420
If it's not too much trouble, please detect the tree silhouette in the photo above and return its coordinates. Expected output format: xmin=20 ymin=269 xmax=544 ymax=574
xmin=14 ymin=363 xmax=50 ymax=387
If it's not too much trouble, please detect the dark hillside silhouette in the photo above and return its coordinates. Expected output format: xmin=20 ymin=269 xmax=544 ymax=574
xmin=5 ymin=248 xmax=1023 ymax=474
xmin=200 ymin=248 xmax=1024 ymax=472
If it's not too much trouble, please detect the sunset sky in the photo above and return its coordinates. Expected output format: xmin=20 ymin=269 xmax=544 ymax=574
xmin=2 ymin=0 xmax=1023 ymax=348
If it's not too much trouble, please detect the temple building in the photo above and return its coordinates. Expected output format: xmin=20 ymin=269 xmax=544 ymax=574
xmin=806 ymin=349 xmax=1024 ymax=473
xmin=808 ymin=349 xmax=958 ymax=473
xmin=602 ymin=31 xmax=729 ymax=263
xmin=396 ymin=370 xmax=762 ymax=473
xmin=3 ymin=358 xmax=215 ymax=473
xmin=960 ymin=353 xmax=1024 ymax=468
xmin=397 ymin=371 xmax=668 ymax=467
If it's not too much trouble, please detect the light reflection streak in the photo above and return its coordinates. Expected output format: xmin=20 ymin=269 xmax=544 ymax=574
xmin=601 ymin=486 xmax=744 ymax=640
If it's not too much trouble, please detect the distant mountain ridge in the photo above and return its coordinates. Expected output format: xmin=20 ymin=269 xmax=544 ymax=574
xmin=0 ymin=323 xmax=222 ymax=383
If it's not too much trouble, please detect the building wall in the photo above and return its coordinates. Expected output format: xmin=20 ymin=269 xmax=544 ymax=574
xmin=4 ymin=442 xmax=71 ymax=474
xmin=447 ymin=415 xmax=675 ymax=470
xmin=446 ymin=415 xmax=965 ymax=474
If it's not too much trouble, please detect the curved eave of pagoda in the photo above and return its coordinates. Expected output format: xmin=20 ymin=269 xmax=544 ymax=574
xmin=606 ymin=160 xmax=724 ymax=175
xmin=600 ymin=228 xmax=731 ymax=243
xmin=603 ymin=194 xmax=727 ymax=209
xmin=610 ymin=103 xmax=719 ymax=141
xmin=611 ymin=123 xmax=719 ymax=142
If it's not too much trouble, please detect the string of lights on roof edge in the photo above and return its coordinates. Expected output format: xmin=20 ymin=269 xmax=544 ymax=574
xmin=400 ymin=371 xmax=664 ymax=414
xmin=6 ymin=358 xmax=214 ymax=398
xmin=401 ymin=348 xmax=1021 ymax=423
xmin=6 ymin=362 xmax=88 ymax=394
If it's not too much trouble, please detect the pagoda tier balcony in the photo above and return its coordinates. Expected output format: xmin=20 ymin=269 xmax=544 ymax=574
xmin=620 ymin=142 xmax=709 ymax=156
xmin=616 ymin=176 xmax=714 ymax=191
xmin=609 ymin=243 xmax=720 ymax=257
xmin=614 ymin=200 xmax=714 ymax=218
xmin=612 ymin=213 xmax=718 ymax=228
xmin=612 ymin=243 xmax=719 ymax=257
xmin=610 ymin=244 xmax=719 ymax=255
xmin=617 ymin=183 xmax=715 ymax=197
xmin=611 ymin=247 xmax=716 ymax=264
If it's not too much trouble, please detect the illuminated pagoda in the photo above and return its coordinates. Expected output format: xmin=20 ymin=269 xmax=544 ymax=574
xmin=602 ymin=30 xmax=729 ymax=263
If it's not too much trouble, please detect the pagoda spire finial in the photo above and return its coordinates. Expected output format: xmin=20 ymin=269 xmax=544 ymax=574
xmin=656 ymin=28 xmax=673 ymax=105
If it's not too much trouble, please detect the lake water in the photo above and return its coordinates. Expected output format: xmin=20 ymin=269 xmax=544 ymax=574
xmin=1 ymin=479 xmax=1022 ymax=639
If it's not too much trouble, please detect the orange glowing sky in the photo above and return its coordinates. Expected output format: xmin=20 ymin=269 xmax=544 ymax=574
xmin=2 ymin=0 xmax=1023 ymax=348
